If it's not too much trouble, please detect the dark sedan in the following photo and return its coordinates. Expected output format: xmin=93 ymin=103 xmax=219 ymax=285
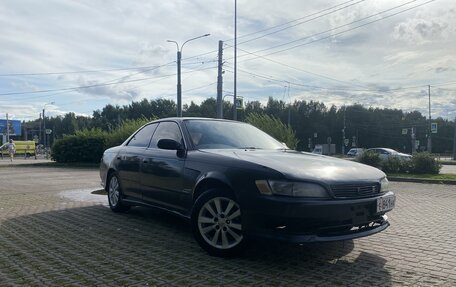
xmin=100 ymin=118 xmax=395 ymax=257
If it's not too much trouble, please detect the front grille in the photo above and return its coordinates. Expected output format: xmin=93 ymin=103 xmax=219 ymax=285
xmin=330 ymin=183 xmax=380 ymax=198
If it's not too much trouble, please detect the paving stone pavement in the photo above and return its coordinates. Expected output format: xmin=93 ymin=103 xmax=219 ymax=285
xmin=0 ymin=166 xmax=455 ymax=286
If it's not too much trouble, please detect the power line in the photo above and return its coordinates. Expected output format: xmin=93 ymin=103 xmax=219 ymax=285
xmin=0 ymin=64 xmax=171 ymax=77
xmin=0 ymin=65 xmax=217 ymax=97
xmin=225 ymin=0 xmax=367 ymax=46
xmin=221 ymin=0 xmax=434 ymax=90
xmin=0 ymin=1 xmax=375 ymax=88
xmin=56 ymin=81 xmax=218 ymax=109
xmin=237 ymin=0 xmax=432 ymax=60
xmin=224 ymin=65 xmax=428 ymax=93
xmin=0 ymin=59 xmax=215 ymax=77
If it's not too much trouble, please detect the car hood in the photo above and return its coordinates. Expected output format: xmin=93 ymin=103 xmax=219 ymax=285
xmin=201 ymin=149 xmax=385 ymax=183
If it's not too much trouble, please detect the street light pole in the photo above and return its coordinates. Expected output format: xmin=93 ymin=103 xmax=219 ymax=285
xmin=428 ymin=85 xmax=432 ymax=153
xmin=43 ymin=102 xmax=55 ymax=154
xmin=167 ymin=33 xmax=210 ymax=117
xmin=233 ymin=0 xmax=238 ymax=120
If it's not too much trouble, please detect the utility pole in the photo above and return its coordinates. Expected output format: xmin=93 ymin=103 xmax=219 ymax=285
xmin=43 ymin=108 xmax=46 ymax=150
xmin=341 ymin=106 xmax=346 ymax=155
xmin=411 ymin=126 xmax=416 ymax=153
xmin=233 ymin=0 xmax=238 ymax=121
xmin=453 ymin=117 xmax=456 ymax=160
xmin=39 ymin=113 xmax=42 ymax=145
xmin=6 ymin=113 xmax=9 ymax=142
xmin=428 ymin=85 xmax=432 ymax=153
xmin=286 ymin=82 xmax=291 ymax=126
xmin=216 ymin=40 xmax=223 ymax=119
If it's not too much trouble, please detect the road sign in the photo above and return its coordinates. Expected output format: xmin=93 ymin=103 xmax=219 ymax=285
xmin=431 ymin=123 xmax=437 ymax=133
xmin=235 ymin=97 xmax=243 ymax=110
xmin=402 ymin=128 xmax=408 ymax=135
xmin=45 ymin=129 xmax=52 ymax=135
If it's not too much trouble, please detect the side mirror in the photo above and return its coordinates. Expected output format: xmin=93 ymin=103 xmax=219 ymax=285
xmin=157 ymin=139 xmax=183 ymax=150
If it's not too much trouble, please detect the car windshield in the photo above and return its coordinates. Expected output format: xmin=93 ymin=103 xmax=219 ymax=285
xmin=184 ymin=120 xmax=285 ymax=150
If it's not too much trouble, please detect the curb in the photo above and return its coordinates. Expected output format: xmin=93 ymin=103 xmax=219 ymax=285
xmin=389 ymin=177 xmax=456 ymax=185
xmin=440 ymin=162 xmax=456 ymax=166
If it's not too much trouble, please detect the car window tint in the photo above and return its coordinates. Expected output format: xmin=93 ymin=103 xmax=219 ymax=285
xmin=185 ymin=120 xmax=284 ymax=150
xmin=149 ymin=122 xmax=183 ymax=148
xmin=126 ymin=123 xmax=158 ymax=147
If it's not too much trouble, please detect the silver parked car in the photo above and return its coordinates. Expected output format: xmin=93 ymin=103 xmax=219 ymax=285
xmin=347 ymin=148 xmax=364 ymax=157
xmin=366 ymin=148 xmax=412 ymax=160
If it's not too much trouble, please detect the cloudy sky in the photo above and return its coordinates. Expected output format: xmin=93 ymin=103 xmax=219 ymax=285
xmin=0 ymin=0 xmax=455 ymax=121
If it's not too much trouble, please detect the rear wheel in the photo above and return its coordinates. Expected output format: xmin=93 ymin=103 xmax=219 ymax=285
xmin=107 ymin=173 xmax=130 ymax=213
xmin=191 ymin=188 xmax=247 ymax=257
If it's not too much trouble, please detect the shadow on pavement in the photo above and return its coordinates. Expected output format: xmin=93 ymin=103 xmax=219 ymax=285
xmin=0 ymin=205 xmax=392 ymax=286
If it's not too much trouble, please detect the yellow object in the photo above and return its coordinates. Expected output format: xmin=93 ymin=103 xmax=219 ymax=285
xmin=1 ymin=140 xmax=36 ymax=156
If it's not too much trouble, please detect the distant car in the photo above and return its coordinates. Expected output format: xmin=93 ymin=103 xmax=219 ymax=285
xmin=366 ymin=148 xmax=412 ymax=160
xmin=100 ymin=118 xmax=395 ymax=257
xmin=347 ymin=148 xmax=364 ymax=157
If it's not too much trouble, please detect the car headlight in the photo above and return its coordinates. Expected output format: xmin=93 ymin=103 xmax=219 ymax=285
xmin=256 ymin=180 xmax=329 ymax=198
xmin=380 ymin=177 xmax=389 ymax=193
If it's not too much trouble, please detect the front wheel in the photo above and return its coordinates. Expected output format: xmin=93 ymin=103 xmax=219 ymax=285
xmin=107 ymin=173 xmax=130 ymax=213
xmin=191 ymin=189 xmax=247 ymax=257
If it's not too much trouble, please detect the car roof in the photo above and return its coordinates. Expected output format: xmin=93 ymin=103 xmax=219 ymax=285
xmin=153 ymin=117 xmax=240 ymax=124
xmin=368 ymin=147 xmax=398 ymax=153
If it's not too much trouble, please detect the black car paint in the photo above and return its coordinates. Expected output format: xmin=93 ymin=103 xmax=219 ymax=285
xmin=100 ymin=118 xmax=393 ymax=242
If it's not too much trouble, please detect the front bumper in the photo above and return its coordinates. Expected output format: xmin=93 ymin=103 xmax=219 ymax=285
xmin=242 ymin=192 xmax=394 ymax=243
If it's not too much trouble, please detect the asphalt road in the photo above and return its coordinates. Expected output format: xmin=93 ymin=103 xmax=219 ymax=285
xmin=0 ymin=165 xmax=455 ymax=286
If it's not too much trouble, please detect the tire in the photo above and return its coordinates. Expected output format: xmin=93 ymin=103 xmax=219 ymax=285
xmin=191 ymin=188 xmax=247 ymax=257
xmin=107 ymin=173 xmax=130 ymax=213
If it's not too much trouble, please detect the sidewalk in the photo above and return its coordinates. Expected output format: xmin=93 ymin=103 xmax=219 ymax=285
xmin=0 ymin=158 xmax=53 ymax=166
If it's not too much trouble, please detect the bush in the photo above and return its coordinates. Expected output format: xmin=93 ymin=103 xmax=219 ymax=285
xmin=356 ymin=150 xmax=382 ymax=168
xmin=409 ymin=152 xmax=441 ymax=174
xmin=245 ymin=113 xmax=299 ymax=149
xmin=52 ymin=118 xmax=153 ymax=163
xmin=381 ymin=157 xmax=410 ymax=174
xmin=52 ymin=130 xmax=106 ymax=163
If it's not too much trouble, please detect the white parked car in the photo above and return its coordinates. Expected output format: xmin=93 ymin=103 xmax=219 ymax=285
xmin=366 ymin=148 xmax=412 ymax=160
xmin=347 ymin=148 xmax=364 ymax=157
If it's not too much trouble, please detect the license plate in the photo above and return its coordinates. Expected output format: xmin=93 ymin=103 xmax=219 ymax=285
xmin=377 ymin=195 xmax=395 ymax=213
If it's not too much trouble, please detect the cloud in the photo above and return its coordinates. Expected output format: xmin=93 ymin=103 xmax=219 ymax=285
xmin=0 ymin=0 xmax=455 ymax=120
xmin=393 ymin=19 xmax=447 ymax=44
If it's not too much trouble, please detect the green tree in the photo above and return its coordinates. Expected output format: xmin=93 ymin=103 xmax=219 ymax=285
xmin=246 ymin=113 xmax=298 ymax=149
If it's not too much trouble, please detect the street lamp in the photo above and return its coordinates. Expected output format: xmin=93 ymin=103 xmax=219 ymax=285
xmin=43 ymin=101 xmax=55 ymax=155
xmin=167 ymin=33 xmax=210 ymax=117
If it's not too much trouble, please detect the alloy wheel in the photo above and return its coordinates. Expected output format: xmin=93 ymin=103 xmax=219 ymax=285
xmin=109 ymin=176 xmax=120 ymax=207
xmin=197 ymin=197 xmax=243 ymax=250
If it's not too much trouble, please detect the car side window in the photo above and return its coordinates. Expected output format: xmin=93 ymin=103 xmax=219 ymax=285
xmin=149 ymin=122 xmax=183 ymax=148
xmin=126 ymin=123 xmax=158 ymax=147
